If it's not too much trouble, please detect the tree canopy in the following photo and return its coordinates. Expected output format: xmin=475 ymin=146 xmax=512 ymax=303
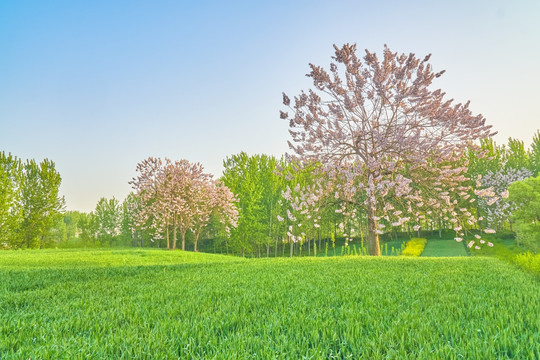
xmin=281 ymin=44 xmax=495 ymax=255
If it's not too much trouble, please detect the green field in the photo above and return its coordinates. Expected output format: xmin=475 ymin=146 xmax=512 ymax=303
xmin=1 ymin=249 xmax=539 ymax=359
xmin=421 ymin=239 xmax=469 ymax=257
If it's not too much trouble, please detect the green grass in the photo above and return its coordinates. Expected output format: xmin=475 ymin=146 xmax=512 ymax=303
xmin=421 ymin=239 xmax=469 ymax=257
xmin=1 ymin=249 xmax=539 ymax=359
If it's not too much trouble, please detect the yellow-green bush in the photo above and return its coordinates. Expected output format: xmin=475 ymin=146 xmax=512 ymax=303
xmin=512 ymin=252 xmax=540 ymax=277
xmin=401 ymin=238 xmax=427 ymax=256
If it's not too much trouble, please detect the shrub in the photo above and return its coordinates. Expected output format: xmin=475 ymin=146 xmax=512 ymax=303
xmin=512 ymin=252 xmax=540 ymax=277
xmin=401 ymin=238 xmax=427 ymax=257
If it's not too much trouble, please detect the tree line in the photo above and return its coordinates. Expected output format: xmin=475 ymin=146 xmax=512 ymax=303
xmin=2 ymin=130 xmax=538 ymax=254
xmin=2 ymin=45 xmax=539 ymax=255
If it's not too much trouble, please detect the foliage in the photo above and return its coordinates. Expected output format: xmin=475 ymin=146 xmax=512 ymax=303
xmin=401 ymin=238 xmax=427 ymax=256
xmin=94 ymin=197 xmax=121 ymax=245
xmin=0 ymin=153 xmax=64 ymax=249
xmin=130 ymin=157 xmax=238 ymax=251
xmin=512 ymin=252 xmax=540 ymax=277
xmin=1 ymin=249 xmax=539 ymax=358
xmin=530 ymin=130 xmax=540 ymax=176
xmin=508 ymin=174 xmax=540 ymax=251
xmin=0 ymin=152 xmax=22 ymax=248
xmin=281 ymin=44 xmax=495 ymax=255
xmin=476 ymin=167 xmax=531 ymax=229
xmin=221 ymin=153 xmax=286 ymax=256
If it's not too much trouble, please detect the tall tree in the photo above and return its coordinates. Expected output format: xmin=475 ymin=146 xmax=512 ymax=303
xmin=0 ymin=152 xmax=23 ymax=248
xmin=94 ymin=197 xmax=122 ymax=246
xmin=508 ymin=174 xmax=540 ymax=250
xmin=20 ymin=159 xmax=64 ymax=248
xmin=529 ymin=130 xmax=540 ymax=177
xmin=222 ymin=153 xmax=284 ymax=257
xmin=281 ymin=44 xmax=494 ymax=255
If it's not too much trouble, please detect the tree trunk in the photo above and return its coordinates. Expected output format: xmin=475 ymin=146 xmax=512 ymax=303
xmin=290 ymin=240 xmax=293 ymax=257
xmin=166 ymin=218 xmax=170 ymax=250
xmin=172 ymin=213 xmax=177 ymax=251
xmin=178 ymin=230 xmax=185 ymax=251
xmin=368 ymin=212 xmax=382 ymax=256
xmin=194 ymin=233 xmax=199 ymax=252
xmin=274 ymin=236 xmax=278 ymax=258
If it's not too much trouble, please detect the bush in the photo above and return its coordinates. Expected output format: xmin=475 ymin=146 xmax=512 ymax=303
xmin=512 ymin=252 xmax=540 ymax=277
xmin=401 ymin=238 xmax=427 ymax=257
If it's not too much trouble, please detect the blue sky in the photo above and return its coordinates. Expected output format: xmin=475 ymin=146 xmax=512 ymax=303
xmin=1 ymin=0 xmax=539 ymax=212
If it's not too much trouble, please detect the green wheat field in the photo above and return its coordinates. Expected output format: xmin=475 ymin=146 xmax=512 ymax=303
xmin=1 ymin=249 xmax=539 ymax=359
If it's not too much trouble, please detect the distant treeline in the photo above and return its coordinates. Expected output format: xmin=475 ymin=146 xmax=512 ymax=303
xmin=1 ymin=132 xmax=540 ymax=254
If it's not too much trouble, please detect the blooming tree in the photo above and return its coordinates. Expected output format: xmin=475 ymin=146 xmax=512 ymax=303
xmin=281 ymin=44 xmax=495 ymax=255
xmin=279 ymin=176 xmax=326 ymax=256
xmin=190 ymin=179 xmax=238 ymax=252
xmin=130 ymin=157 xmax=237 ymax=251
xmin=477 ymin=167 xmax=532 ymax=230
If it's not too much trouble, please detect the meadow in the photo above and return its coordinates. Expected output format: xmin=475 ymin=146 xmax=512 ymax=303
xmin=1 ymin=249 xmax=539 ymax=359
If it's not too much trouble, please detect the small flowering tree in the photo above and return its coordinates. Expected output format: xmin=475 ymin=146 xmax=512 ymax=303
xmin=281 ymin=44 xmax=495 ymax=255
xmin=279 ymin=175 xmax=326 ymax=256
xmin=131 ymin=157 xmax=237 ymax=251
xmin=476 ymin=168 xmax=532 ymax=230
xmin=190 ymin=179 xmax=238 ymax=252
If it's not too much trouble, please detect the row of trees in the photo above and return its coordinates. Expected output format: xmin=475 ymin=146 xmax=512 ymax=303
xmin=4 ymin=138 xmax=538 ymax=254
xmin=0 ymin=152 xmax=64 ymax=249
xmin=3 ymin=45 xmax=539 ymax=255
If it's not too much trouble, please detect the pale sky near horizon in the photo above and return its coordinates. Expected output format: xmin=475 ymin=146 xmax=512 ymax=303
xmin=1 ymin=0 xmax=539 ymax=212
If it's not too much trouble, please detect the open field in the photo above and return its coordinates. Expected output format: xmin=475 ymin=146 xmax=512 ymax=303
xmin=1 ymin=249 xmax=539 ymax=359
xmin=421 ymin=239 xmax=468 ymax=257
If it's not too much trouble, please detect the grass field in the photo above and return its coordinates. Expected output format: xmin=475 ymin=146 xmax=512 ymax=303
xmin=1 ymin=249 xmax=539 ymax=359
xmin=421 ymin=239 xmax=468 ymax=257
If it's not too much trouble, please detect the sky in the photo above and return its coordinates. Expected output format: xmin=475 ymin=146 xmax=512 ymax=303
xmin=1 ymin=0 xmax=539 ymax=212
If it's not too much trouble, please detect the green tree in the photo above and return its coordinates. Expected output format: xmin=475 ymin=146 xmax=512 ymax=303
xmin=530 ymin=130 xmax=540 ymax=177
xmin=508 ymin=174 xmax=540 ymax=251
xmin=0 ymin=152 xmax=23 ymax=248
xmin=120 ymin=193 xmax=139 ymax=246
xmin=94 ymin=197 xmax=121 ymax=246
xmin=20 ymin=159 xmax=64 ymax=248
xmin=64 ymin=211 xmax=82 ymax=242
xmin=222 ymin=153 xmax=265 ymax=256
xmin=221 ymin=153 xmax=286 ymax=257
xmin=504 ymin=138 xmax=530 ymax=171
xmin=78 ymin=212 xmax=97 ymax=245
